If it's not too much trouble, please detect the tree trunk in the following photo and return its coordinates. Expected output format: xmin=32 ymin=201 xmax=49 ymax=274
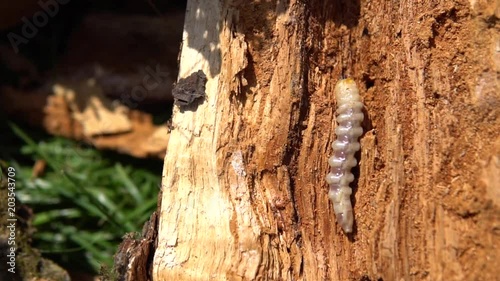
xmin=152 ymin=0 xmax=499 ymax=280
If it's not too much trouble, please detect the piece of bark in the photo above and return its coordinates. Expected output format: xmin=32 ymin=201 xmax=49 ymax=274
xmin=114 ymin=211 xmax=158 ymax=281
xmin=172 ymin=70 xmax=207 ymax=107
xmin=151 ymin=0 xmax=500 ymax=280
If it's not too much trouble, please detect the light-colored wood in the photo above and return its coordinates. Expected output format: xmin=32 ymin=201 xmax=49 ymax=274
xmin=153 ymin=0 xmax=500 ymax=280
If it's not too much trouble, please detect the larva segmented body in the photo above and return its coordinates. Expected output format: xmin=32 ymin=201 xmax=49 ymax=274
xmin=326 ymin=78 xmax=364 ymax=233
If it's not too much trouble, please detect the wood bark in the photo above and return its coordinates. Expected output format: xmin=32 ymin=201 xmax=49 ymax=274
xmin=152 ymin=0 xmax=500 ymax=280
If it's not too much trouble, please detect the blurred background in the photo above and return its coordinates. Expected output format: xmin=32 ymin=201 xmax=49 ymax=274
xmin=0 ymin=0 xmax=187 ymax=279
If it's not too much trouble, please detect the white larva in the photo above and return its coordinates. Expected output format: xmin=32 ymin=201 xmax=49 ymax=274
xmin=326 ymin=78 xmax=364 ymax=233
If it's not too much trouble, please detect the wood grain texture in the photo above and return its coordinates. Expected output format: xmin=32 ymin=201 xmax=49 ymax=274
xmin=153 ymin=0 xmax=499 ymax=280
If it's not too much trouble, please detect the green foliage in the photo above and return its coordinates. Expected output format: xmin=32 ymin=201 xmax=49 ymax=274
xmin=9 ymin=123 xmax=160 ymax=273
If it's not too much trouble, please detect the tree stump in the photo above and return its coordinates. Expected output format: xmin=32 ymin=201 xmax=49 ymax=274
xmin=149 ymin=0 xmax=499 ymax=280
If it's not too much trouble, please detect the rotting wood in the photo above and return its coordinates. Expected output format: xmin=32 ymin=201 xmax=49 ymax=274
xmin=114 ymin=211 xmax=159 ymax=281
xmin=151 ymin=0 xmax=499 ymax=280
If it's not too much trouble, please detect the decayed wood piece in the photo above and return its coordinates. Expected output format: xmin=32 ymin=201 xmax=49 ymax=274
xmin=154 ymin=0 xmax=305 ymax=279
xmin=0 ymin=82 xmax=169 ymax=159
xmin=153 ymin=0 xmax=499 ymax=280
xmin=114 ymin=211 xmax=159 ymax=281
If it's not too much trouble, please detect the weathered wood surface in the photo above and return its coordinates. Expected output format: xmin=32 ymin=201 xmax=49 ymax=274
xmin=153 ymin=0 xmax=499 ymax=280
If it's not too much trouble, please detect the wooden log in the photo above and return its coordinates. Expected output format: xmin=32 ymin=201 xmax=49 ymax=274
xmin=149 ymin=0 xmax=499 ymax=280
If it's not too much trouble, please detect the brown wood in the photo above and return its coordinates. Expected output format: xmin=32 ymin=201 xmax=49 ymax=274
xmin=152 ymin=0 xmax=499 ymax=280
xmin=114 ymin=211 xmax=159 ymax=281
